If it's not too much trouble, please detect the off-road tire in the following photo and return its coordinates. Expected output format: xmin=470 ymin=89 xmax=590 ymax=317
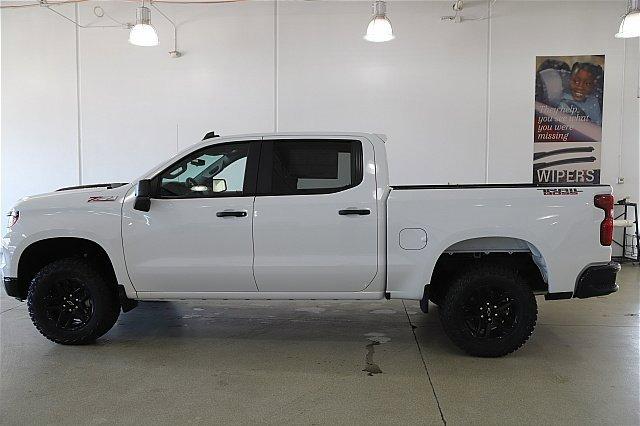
xmin=439 ymin=263 xmax=537 ymax=357
xmin=27 ymin=258 xmax=120 ymax=345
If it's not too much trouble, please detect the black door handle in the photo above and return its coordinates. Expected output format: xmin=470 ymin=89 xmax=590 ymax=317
xmin=216 ymin=211 xmax=247 ymax=218
xmin=339 ymin=209 xmax=371 ymax=216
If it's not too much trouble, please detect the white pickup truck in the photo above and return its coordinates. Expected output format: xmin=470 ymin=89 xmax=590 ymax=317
xmin=2 ymin=132 xmax=620 ymax=357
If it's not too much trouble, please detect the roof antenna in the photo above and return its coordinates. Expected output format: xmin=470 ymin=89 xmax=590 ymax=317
xmin=202 ymin=131 xmax=220 ymax=140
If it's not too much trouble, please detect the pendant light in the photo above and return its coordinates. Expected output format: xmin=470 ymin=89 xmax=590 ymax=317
xmin=129 ymin=1 xmax=159 ymax=47
xmin=615 ymin=0 xmax=640 ymax=38
xmin=365 ymin=1 xmax=394 ymax=42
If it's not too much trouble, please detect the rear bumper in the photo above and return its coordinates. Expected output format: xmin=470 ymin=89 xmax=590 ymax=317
xmin=573 ymin=262 xmax=621 ymax=299
xmin=3 ymin=277 xmax=26 ymax=301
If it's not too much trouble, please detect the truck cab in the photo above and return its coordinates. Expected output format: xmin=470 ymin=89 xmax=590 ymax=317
xmin=122 ymin=133 xmax=387 ymax=299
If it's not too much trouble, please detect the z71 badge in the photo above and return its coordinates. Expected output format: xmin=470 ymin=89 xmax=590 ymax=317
xmin=538 ymin=188 xmax=583 ymax=196
xmin=87 ymin=196 xmax=118 ymax=202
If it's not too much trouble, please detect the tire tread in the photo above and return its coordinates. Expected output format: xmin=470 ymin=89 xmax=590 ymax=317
xmin=439 ymin=262 xmax=538 ymax=357
xmin=27 ymin=258 xmax=120 ymax=345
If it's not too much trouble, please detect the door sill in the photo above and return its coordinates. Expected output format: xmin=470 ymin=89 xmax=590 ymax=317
xmin=135 ymin=291 xmax=385 ymax=301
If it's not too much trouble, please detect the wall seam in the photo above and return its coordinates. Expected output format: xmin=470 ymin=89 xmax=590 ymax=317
xmin=617 ymin=39 xmax=627 ymax=183
xmin=273 ymin=0 xmax=279 ymax=133
xmin=484 ymin=0 xmax=492 ymax=183
xmin=74 ymin=3 xmax=83 ymax=185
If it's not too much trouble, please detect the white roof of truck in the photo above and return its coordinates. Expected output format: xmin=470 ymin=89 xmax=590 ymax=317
xmin=206 ymin=132 xmax=386 ymax=142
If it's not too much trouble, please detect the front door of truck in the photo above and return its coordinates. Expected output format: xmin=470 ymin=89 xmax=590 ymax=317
xmin=122 ymin=140 xmax=260 ymax=295
xmin=252 ymin=137 xmax=378 ymax=292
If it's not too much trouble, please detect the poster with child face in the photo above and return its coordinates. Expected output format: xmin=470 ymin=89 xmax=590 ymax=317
xmin=533 ymin=55 xmax=604 ymax=184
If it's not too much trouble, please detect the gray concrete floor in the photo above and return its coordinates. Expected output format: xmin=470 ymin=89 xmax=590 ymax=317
xmin=1 ymin=266 xmax=638 ymax=425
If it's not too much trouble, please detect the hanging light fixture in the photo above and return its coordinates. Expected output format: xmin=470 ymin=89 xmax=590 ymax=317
xmin=129 ymin=1 xmax=159 ymax=47
xmin=364 ymin=1 xmax=394 ymax=42
xmin=615 ymin=0 xmax=640 ymax=38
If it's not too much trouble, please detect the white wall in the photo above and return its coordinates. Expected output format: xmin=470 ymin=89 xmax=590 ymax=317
xmin=2 ymin=0 xmax=639 ymax=217
xmin=78 ymin=1 xmax=276 ymax=184
xmin=489 ymin=1 xmax=638 ymax=188
xmin=276 ymin=1 xmax=489 ymax=184
xmin=1 ymin=3 xmax=80 ymax=215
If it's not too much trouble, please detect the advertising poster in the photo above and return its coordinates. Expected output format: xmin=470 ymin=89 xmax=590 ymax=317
xmin=533 ymin=55 xmax=605 ymax=184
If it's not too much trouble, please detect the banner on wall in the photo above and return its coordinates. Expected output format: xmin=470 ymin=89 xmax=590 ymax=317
xmin=533 ymin=55 xmax=605 ymax=184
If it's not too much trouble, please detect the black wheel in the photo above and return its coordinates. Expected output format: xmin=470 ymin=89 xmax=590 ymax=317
xmin=27 ymin=258 xmax=120 ymax=345
xmin=438 ymin=263 xmax=537 ymax=357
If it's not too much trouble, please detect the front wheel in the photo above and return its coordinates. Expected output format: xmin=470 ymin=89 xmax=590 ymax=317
xmin=27 ymin=258 xmax=120 ymax=345
xmin=439 ymin=263 xmax=537 ymax=357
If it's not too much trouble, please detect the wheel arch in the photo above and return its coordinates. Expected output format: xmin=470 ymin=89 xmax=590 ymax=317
xmin=17 ymin=237 xmax=118 ymax=297
xmin=427 ymin=236 xmax=549 ymax=304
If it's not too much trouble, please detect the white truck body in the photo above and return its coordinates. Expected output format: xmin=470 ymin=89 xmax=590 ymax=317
xmin=2 ymin=132 xmax=614 ymax=300
xmin=2 ymin=133 xmax=620 ymax=355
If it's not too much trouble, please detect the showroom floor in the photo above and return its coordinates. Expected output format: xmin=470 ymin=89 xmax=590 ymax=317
xmin=1 ymin=265 xmax=638 ymax=425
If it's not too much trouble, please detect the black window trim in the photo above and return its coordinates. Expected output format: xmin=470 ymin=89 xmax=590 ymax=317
xmin=255 ymin=138 xmax=364 ymax=197
xmin=150 ymin=140 xmax=261 ymax=199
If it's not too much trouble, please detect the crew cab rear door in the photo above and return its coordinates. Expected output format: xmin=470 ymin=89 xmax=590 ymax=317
xmin=252 ymin=136 xmax=378 ymax=292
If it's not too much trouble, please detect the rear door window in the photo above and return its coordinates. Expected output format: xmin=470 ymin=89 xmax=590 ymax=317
xmin=258 ymin=140 xmax=362 ymax=195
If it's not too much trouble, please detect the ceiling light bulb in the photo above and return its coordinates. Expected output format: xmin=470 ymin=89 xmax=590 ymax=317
xmin=129 ymin=6 xmax=158 ymax=47
xmin=365 ymin=1 xmax=394 ymax=43
xmin=615 ymin=10 xmax=640 ymax=38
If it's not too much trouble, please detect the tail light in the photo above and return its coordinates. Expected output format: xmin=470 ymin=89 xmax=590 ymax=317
xmin=594 ymin=194 xmax=614 ymax=246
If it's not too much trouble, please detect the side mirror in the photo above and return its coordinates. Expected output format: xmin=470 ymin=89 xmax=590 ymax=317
xmin=134 ymin=179 xmax=151 ymax=212
xmin=212 ymin=179 xmax=227 ymax=193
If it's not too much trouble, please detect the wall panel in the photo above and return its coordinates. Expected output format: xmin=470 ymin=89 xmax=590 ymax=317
xmin=77 ymin=1 xmax=275 ymax=184
xmin=277 ymin=1 xmax=489 ymax=185
xmin=488 ymin=1 xmax=639 ymax=202
xmin=1 ymin=5 xmax=79 ymax=215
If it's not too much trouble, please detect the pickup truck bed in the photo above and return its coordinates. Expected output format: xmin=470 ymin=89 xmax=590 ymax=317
xmin=387 ymin=183 xmax=613 ymax=300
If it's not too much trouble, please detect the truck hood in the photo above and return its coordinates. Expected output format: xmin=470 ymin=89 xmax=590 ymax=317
xmin=56 ymin=182 xmax=128 ymax=192
xmin=12 ymin=182 xmax=134 ymax=212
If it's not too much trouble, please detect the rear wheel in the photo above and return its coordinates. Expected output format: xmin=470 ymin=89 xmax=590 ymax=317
xmin=439 ymin=263 xmax=537 ymax=357
xmin=27 ymin=258 xmax=120 ymax=345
